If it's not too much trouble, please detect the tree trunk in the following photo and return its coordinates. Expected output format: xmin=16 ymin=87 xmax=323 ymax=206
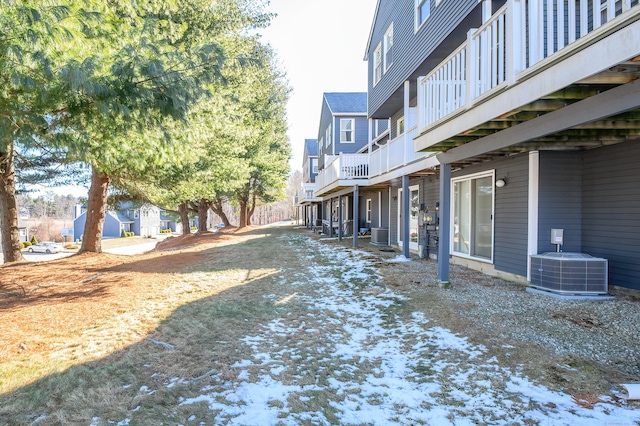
xmin=178 ymin=202 xmax=190 ymax=235
xmin=197 ymin=199 xmax=209 ymax=233
xmin=211 ymin=198 xmax=232 ymax=227
xmin=0 ymin=143 xmax=25 ymax=262
xmin=80 ymin=165 xmax=111 ymax=253
xmin=246 ymin=192 xmax=256 ymax=226
xmin=238 ymin=199 xmax=247 ymax=228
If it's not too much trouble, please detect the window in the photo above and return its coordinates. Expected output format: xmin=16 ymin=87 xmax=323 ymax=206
xmin=311 ymin=159 xmax=318 ymax=174
xmin=373 ymin=43 xmax=382 ymax=84
xmin=340 ymin=119 xmax=354 ymax=143
xmin=319 ymin=137 xmax=324 ymax=153
xmin=366 ymin=199 xmax=372 ymax=223
xmin=397 ymin=117 xmax=405 ymax=136
xmin=134 ymin=210 xmax=139 ymax=219
xmin=384 ymin=24 xmax=393 ymax=72
xmin=452 ymin=172 xmax=494 ymax=261
xmin=325 ymin=123 xmax=332 ymax=148
xmin=416 ymin=0 xmax=430 ymax=29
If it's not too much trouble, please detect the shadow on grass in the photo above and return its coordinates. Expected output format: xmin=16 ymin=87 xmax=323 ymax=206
xmin=0 ymin=225 xmax=312 ymax=425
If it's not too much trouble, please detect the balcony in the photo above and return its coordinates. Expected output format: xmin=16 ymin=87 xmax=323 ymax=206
xmin=315 ymin=154 xmax=369 ymax=196
xmin=416 ymin=0 xmax=640 ymax=155
xmin=298 ymin=182 xmax=319 ymax=204
xmin=369 ymin=125 xmax=429 ymax=178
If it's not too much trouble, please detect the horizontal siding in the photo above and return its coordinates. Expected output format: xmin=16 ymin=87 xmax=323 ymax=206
xmin=582 ymin=142 xmax=640 ymax=289
xmin=368 ymin=0 xmax=487 ymax=117
xmin=334 ymin=116 xmax=369 ymax=154
xmin=317 ymin=99 xmax=332 ymax=169
xmin=538 ymin=152 xmax=582 ymax=253
xmin=452 ymin=154 xmax=529 ymax=276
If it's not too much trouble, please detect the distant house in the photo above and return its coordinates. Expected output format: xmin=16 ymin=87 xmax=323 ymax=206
xmin=299 ymin=138 xmax=320 ymax=228
xmin=0 ymin=218 xmax=29 ymax=264
xmin=73 ymin=202 xmax=178 ymax=241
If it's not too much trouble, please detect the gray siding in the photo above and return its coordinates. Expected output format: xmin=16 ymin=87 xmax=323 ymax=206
xmin=367 ymin=0 xmax=490 ymax=117
xmin=538 ymin=152 xmax=583 ymax=253
xmin=452 ymin=155 xmax=530 ymax=276
xmin=582 ymin=142 xmax=640 ymax=289
xmin=334 ymin=116 xmax=369 ymax=154
xmin=493 ymin=155 xmax=529 ymax=276
xmin=317 ymin=100 xmax=333 ymax=170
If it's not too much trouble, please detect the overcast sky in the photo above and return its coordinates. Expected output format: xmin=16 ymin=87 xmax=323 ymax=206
xmin=259 ymin=0 xmax=377 ymax=174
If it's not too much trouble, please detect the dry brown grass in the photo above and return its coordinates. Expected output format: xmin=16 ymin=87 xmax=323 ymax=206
xmin=1 ymin=226 xmax=638 ymax=424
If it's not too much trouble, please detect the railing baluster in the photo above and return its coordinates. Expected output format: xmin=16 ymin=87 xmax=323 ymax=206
xmin=580 ymin=0 xmax=589 ymax=37
xmin=607 ymin=0 xmax=616 ymax=21
xmin=547 ymin=0 xmax=555 ymax=57
xmin=593 ymin=0 xmax=602 ymax=29
xmin=557 ymin=0 xmax=566 ymax=50
xmin=568 ymin=0 xmax=577 ymax=43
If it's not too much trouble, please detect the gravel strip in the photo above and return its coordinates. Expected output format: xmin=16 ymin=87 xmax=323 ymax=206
xmin=321 ymin=235 xmax=640 ymax=400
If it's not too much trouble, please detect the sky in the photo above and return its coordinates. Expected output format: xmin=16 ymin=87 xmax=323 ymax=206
xmin=258 ymin=0 xmax=377 ymax=174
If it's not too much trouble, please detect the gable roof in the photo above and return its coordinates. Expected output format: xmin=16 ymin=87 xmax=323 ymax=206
xmin=304 ymin=139 xmax=318 ymax=157
xmin=324 ymin=92 xmax=367 ymax=114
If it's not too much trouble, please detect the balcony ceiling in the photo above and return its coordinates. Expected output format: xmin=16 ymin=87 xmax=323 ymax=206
xmin=429 ymin=57 xmax=640 ymax=168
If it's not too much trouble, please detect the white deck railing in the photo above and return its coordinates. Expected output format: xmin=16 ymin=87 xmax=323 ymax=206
xmin=370 ymin=125 xmax=425 ymax=178
xmin=316 ymin=153 xmax=369 ymax=193
xmin=418 ymin=0 xmax=638 ymax=130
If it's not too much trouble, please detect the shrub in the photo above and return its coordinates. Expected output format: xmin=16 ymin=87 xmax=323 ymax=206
xmin=23 ymin=241 xmax=31 ymax=248
xmin=128 ymin=232 xmax=134 ymax=237
xmin=30 ymin=236 xmax=38 ymax=245
xmin=121 ymin=229 xmax=127 ymax=238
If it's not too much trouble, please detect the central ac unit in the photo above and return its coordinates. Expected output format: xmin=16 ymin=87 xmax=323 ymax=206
xmin=371 ymin=228 xmax=388 ymax=246
xmin=529 ymin=252 xmax=608 ymax=295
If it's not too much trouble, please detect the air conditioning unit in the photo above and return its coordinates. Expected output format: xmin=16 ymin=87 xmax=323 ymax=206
xmin=371 ymin=228 xmax=388 ymax=246
xmin=529 ymin=252 xmax=608 ymax=295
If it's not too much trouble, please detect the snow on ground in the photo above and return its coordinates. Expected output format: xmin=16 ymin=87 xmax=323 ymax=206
xmin=175 ymin=234 xmax=639 ymax=425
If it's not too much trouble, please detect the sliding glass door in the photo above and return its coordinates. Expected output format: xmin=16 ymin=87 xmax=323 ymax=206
xmin=452 ymin=172 xmax=494 ymax=261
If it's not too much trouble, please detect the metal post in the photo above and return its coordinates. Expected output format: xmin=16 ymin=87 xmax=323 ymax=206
xmin=437 ymin=164 xmax=451 ymax=286
xmin=353 ymin=185 xmax=359 ymax=247
xmin=402 ymin=174 xmax=410 ymax=259
xmin=338 ymin=195 xmax=343 ymax=241
xmin=329 ymin=198 xmax=333 ymax=237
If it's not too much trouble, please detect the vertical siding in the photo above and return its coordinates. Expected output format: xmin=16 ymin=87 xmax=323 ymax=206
xmin=582 ymin=142 xmax=640 ymax=289
xmin=538 ymin=152 xmax=582 ymax=253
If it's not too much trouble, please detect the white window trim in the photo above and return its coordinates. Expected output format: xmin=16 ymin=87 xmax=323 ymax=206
xmin=340 ymin=119 xmax=355 ymax=143
xmin=373 ymin=42 xmax=382 ymax=85
xmin=366 ymin=199 xmax=372 ymax=223
xmin=398 ymin=184 xmax=420 ymax=250
xmin=397 ymin=117 xmax=405 ymax=136
xmin=450 ymin=170 xmax=495 ymax=264
xmin=383 ymin=23 xmax=393 ymax=72
xmin=312 ymin=159 xmax=318 ymax=174
xmin=415 ymin=0 xmax=431 ymax=32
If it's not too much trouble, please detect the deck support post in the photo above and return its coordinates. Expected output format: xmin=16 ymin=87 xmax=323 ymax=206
xmin=437 ymin=164 xmax=451 ymax=285
xmin=353 ymin=185 xmax=359 ymax=248
xmin=402 ymin=174 xmax=410 ymax=259
xmin=338 ymin=195 xmax=343 ymax=241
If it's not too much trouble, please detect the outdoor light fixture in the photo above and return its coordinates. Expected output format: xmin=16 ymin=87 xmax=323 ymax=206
xmin=495 ymin=178 xmax=507 ymax=188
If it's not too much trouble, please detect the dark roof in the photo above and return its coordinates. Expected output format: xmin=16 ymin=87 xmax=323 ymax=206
xmin=305 ymin=139 xmax=318 ymax=157
xmin=324 ymin=92 xmax=367 ymax=114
